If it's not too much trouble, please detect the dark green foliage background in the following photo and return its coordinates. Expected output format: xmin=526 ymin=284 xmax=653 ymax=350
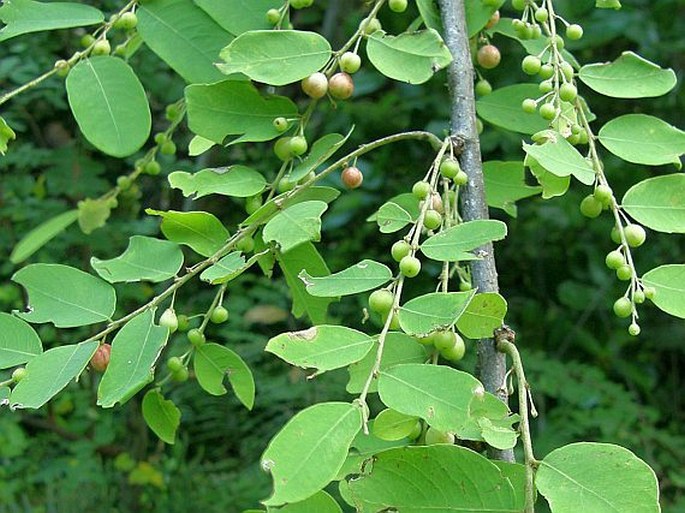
xmin=0 ymin=0 xmax=683 ymax=511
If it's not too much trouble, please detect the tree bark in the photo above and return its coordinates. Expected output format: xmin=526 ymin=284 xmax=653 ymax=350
xmin=438 ymin=0 xmax=514 ymax=462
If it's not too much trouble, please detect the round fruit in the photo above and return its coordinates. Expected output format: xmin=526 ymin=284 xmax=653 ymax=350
xmin=274 ymin=137 xmax=293 ymax=161
xmin=273 ymin=117 xmax=289 ymax=132
xmin=613 ymin=297 xmax=632 ymax=318
xmin=412 ymin=180 xmax=431 ymax=199
xmin=559 ymin=82 xmax=577 ymax=102
xmin=399 ymin=255 xmax=421 ymax=278
xmin=539 ymin=102 xmax=557 ymax=120
xmin=512 ymin=0 xmax=526 ymax=11
xmin=424 ymin=427 xmax=455 ymax=445
xmin=522 ymin=55 xmax=542 ymax=75
xmin=92 ymin=39 xmax=111 ymax=56
xmin=159 ymin=308 xmax=179 ymax=332
xmin=610 ymin=226 xmax=622 ymax=244
xmin=475 ymin=79 xmax=493 ymax=97
xmin=408 ymin=421 xmax=422 ymax=440
xmin=328 ymin=72 xmax=354 ymax=100
xmin=277 ymin=178 xmax=295 ymax=193
xmin=339 ymin=52 xmax=361 ymax=74
xmin=624 ymin=224 xmax=646 ymax=247
xmin=485 ymin=10 xmax=500 ymax=29
xmin=143 ymin=161 xmax=161 ymax=176
xmin=605 ymin=250 xmax=625 ymax=270
xmin=171 ymin=367 xmax=189 ymax=382
xmin=245 ymin=194 xmax=263 ymax=214
xmin=117 ymin=175 xmax=131 ymax=190
xmin=459 ymin=281 xmax=472 ymax=291
xmin=566 ymin=24 xmax=583 ymax=40
xmin=160 ymin=140 xmax=177 ymax=155
xmin=210 ymin=305 xmax=229 ymax=324
xmin=522 ymin=98 xmax=537 ymax=114
xmin=369 ymin=289 xmax=394 ymax=315
xmin=384 ymin=311 xmax=401 ymax=330
xmin=644 ymin=286 xmax=656 ymax=300
xmin=454 ymin=170 xmax=468 ymax=186
xmin=431 ymin=330 xmax=456 ymax=351
xmin=616 ymin=265 xmax=632 ymax=281
xmin=81 ymin=34 xmax=95 ymax=47
xmin=236 ymin=235 xmax=255 ymax=253
xmin=12 ymin=367 xmax=27 ymax=383
xmin=167 ymin=356 xmax=184 ymax=373
xmin=628 ymin=322 xmax=641 ymax=336
xmin=477 ymin=45 xmax=501 ymax=69
xmin=594 ymin=184 xmax=612 ymax=206
xmin=423 ymin=210 xmax=442 ymax=230
xmin=441 ymin=334 xmax=466 ymax=361
xmin=289 ymin=136 xmax=308 ymax=156
xmin=633 ymin=290 xmax=646 ymax=304
xmin=291 ymin=0 xmax=313 ymax=8
xmin=177 ymin=314 xmax=189 ymax=332
xmin=388 ymin=0 xmax=408 ymax=13
xmin=90 ymin=343 xmax=112 ymax=372
xmin=115 ymin=12 xmax=138 ymax=30
xmin=154 ymin=132 xmax=167 ymax=145
xmin=391 ymin=240 xmax=411 ymax=262
xmin=539 ymin=80 xmax=554 ymax=93
xmin=430 ymin=193 xmax=444 ymax=213
xmin=440 ymin=158 xmax=460 ymax=179
xmin=580 ymin=195 xmax=603 ymax=218
xmin=301 ymin=72 xmax=328 ymax=99
xmin=54 ymin=59 xmax=70 ymax=77
xmin=534 ymin=8 xmax=548 ymax=22
xmin=538 ymin=63 xmax=554 ymax=79
xmin=362 ymin=17 xmax=382 ymax=35
xmin=551 ymin=34 xmax=565 ymax=50
xmin=560 ymin=62 xmax=574 ymax=81
xmin=266 ymin=8 xmax=280 ymax=24
xmin=187 ymin=328 xmax=206 ymax=347
xmin=341 ymin=166 xmax=364 ymax=189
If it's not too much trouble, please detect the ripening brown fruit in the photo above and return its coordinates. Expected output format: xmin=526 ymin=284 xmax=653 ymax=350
xmin=341 ymin=166 xmax=363 ymax=188
xmin=485 ymin=10 xmax=500 ymax=29
xmin=301 ymin=72 xmax=328 ymax=99
xmin=91 ymin=343 xmax=112 ymax=372
xmin=477 ymin=44 xmax=501 ymax=69
xmin=328 ymin=72 xmax=354 ymax=100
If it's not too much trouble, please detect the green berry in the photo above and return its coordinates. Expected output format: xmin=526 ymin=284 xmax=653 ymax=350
xmin=613 ymin=297 xmax=632 ymax=318
xmin=177 ymin=314 xmax=189 ymax=332
xmin=291 ymin=0 xmax=313 ymax=8
xmin=187 ymin=328 xmax=206 ymax=347
xmin=369 ymin=289 xmax=394 ymax=315
xmin=424 ymin=427 xmax=455 ymax=444
xmin=391 ymin=240 xmax=411 ymax=262
xmin=559 ymin=82 xmax=577 ymax=102
xmin=167 ymin=357 xmax=184 ymax=373
xmin=605 ymin=250 xmax=625 ymax=270
xmin=475 ymin=79 xmax=493 ymax=97
xmin=171 ymin=367 xmax=189 ymax=382
xmin=11 ymin=367 xmax=27 ymax=383
xmin=399 ymin=255 xmax=421 ymax=278
xmin=423 ymin=210 xmax=442 ymax=230
xmin=273 ymin=117 xmax=289 ymax=132
xmin=579 ymin=195 xmax=603 ymax=218
xmin=339 ymin=52 xmax=361 ymax=74
xmin=92 ymin=39 xmax=111 ymax=56
xmin=388 ymin=0 xmax=408 ymax=13
xmin=245 ymin=194 xmax=263 ymax=214
xmin=454 ymin=170 xmax=468 ymax=186
xmin=115 ymin=12 xmax=138 ymax=30
xmin=616 ymin=265 xmax=632 ymax=281
xmin=566 ymin=24 xmax=583 ymax=40
xmin=624 ymin=224 xmax=646 ymax=248
xmin=539 ymin=80 xmax=554 ymax=93
xmin=538 ymin=63 xmax=554 ymax=80
xmin=408 ymin=421 xmax=422 ymax=440
xmin=412 ymin=180 xmax=431 ymax=200
xmin=144 ymin=160 xmax=161 ymax=175
xmin=362 ymin=17 xmax=382 ymax=35
xmin=522 ymin=98 xmax=537 ymax=114
xmin=266 ymin=8 xmax=280 ymax=24
xmin=81 ymin=34 xmax=95 ymax=48
xmin=539 ymin=102 xmax=557 ymax=120
xmin=593 ymin=184 xmax=612 ymax=206
xmin=550 ymin=34 xmax=565 ymax=50
xmin=430 ymin=331 xmax=456 ymax=351
xmin=633 ymin=290 xmax=646 ymax=304
xmin=210 ymin=305 xmax=229 ymax=324
xmin=628 ymin=323 xmax=640 ymax=336
xmin=644 ymin=286 xmax=656 ymax=300
xmin=440 ymin=158 xmax=461 ymax=179
xmin=159 ymin=308 xmax=178 ymax=332
xmin=512 ymin=0 xmax=526 ymax=11
xmin=441 ymin=333 xmax=466 ymax=362
xmin=274 ymin=137 xmax=293 ymax=161
xmin=459 ymin=281 xmax=472 ymax=291
xmin=534 ymin=8 xmax=548 ymax=22
xmin=154 ymin=132 xmax=167 ymax=145
xmin=117 ymin=175 xmax=132 ymax=190
xmin=160 ymin=140 xmax=177 ymax=156
xmin=522 ymin=55 xmax=542 ymax=75
xmin=560 ymin=62 xmax=574 ymax=81
xmin=165 ymin=104 xmax=181 ymax=122
xmin=611 ymin=225 xmax=622 ymax=244
xmin=236 ymin=235 xmax=255 ymax=253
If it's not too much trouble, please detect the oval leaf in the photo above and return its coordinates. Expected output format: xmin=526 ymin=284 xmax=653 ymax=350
xmin=523 ymin=137 xmax=595 ymax=185
xmin=456 ymin=292 xmax=508 ymax=339
xmin=195 ymin=0 xmax=280 ymax=36
xmin=97 ymin=311 xmax=169 ymax=408
xmin=398 ymin=291 xmax=475 ymax=336
xmin=421 ymin=220 xmax=508 ymax=262
xmin=0 ymin=313 xmax=42 ymax=370
xmin=10 ymin=210 xmax=78 ymax=264
xmin=622 ymin=174 xmax=685 ymax=233
xmin=300 ymin=260 xmax=393 ymax=297
xmin=146 ymin=209 xmax=230 ymax=257
xmin=484 ymin=160 xmax=542 ymax=217
xmin=266 ymin=490 xmax=342 ymax=513
xmin=10 ymin=341 xmax=99 ymax=409
xmin=579 ymin=51 xmax=677 ymax=99
xmin=194 ymin=343 xmax=255 ymax=409
xmin=536 ymin=442 xmax=660 ymax=513
xmin=266 ymin=325 xmax=374 ymax=374
xmin=477 ymin=84 xmax=549 ymax=135
xmin=642 ymin=264 xmax=685 ymax=319
xmin=372 ymin=409 xmax=420 ymax=442
xmin=66 ymin=57 xmax=151 ymax=157
xmin=263 ymin=201 xmax=328 ymax=253
xmin=376 ymin=202 xmax=413 ymax=233
xmin=261 ymin=402 xmax=362 ymax=506
xmin=142 ymin=389 xmax=181 ymax=445
xmin=91 ymin=236 xmax=184 ymax=283
xmin=168 ymin=166 xmax=266 ymax=199
xmin=12 ymin=264 xmax=116 ymax=328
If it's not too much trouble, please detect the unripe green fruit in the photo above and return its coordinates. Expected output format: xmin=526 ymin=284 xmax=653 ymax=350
xmin=522 ymin=55 xmax=542 ymax=75
xmin=440 ymin=158 xmax=460 ymax=179
xmin=475 ymin=79 xmax=492 ymax=97
xmin=522 ymin=98 xmax=537 ymax=114
xmin=644 ymin=286 xmax=656 ymax=300
xmin=550 ymin=34 xmax=565 ymax=50
xmin=578 ymin=129 xmax=589 ymax=145
xmin=328 ymin=72 xmax=354 ymax=100
xmin=477 ymin=44 xmax=501 ymax=69
xmin=594 ymin=184 xmax=612 ymax=205
xmin=341 ymin=166 xmax=363 ymax=189
xmin=425 ymin=427 xmax=455 ymax=445
xmin=538 ymin=63 xmax=554 ymax=80
xmin=476 ymin=118 xmax=484 ymax=134
xmin=117 ymin=175 xmax=132 ymax=190
xmin=187 ymin=328 xmax=206 ymax=347
xmin=245 ymin=194 xmax=263 ymax=214
xmin=567 ymin=133 xmax=580 ymax=145
xmin=154 ymin=132 xmax=168 ymax=145
xmin=613 ymin=297 xmax=632 ymax=318
xmin=399 ymin=255 xmax=421 ymax=278
xmin=289 ymin=136 xmax=308 ymax=157
xmin=566 ymin=24 xmax=583 ymax=40
xmin=388 ymin=0 xmax=408 ymax=13
xmin=362 ymin=17 xmax=382 ymax=35
xmin=628 ymin=322 xmax=640 ymax=336
xmin=160 ymin=308 xmax=179 ymax=332
xmin=605 ymin=250 xmax=625 ymax=270
xmin=301 ymin=72 xmax=328 ymax=99
xmin=167 ymin=356 xmax=184 ymax=373
xmin=454 ymin=170 xmax=468 ymax=186
xmin=273 ymin=117 xmax=289 ymax=132
xmin=81 ymin=34 xmax=95 ymax=47
xmin=165 ymin=104 xmax=182 ymax=122
xmin=459 ymin=281 xmax=472 ymax=291
xmin=90 ymin=344 xmax=112 ymax=372
xmin=277 ymin=177 xmax=295 ymax=193
xmin=12 ymin=367 xmax=28 ymax=383
xmin=210 ymin=305 xmax=229 ymax=324
xmin=512 ymin=0 xmax=526 ymax=11
xmin=160 ymin=140 xmax=177 ymax=156
xmin=423 ymin=210 xmax=442 ymax=230
xmin=144 ymin=160 xmax=161 ymax=175
xmin=115 ymin=12 xmax=138 ymax=30
xmin=339 ymin=52 xmax=361 ymax=74
xmin=559 ymin=82 xmax=578 ymax=102
xmin=616 ymin=265 xmax=632 ymax=281
xmin=430 ymin=330 xmax=456 ymax=351
xmin=624 ymin=224 xmax=646 ymax=247
xmin=54 ymin=59 xmax=70 ymax=77
xmin=579 ymin=195 xmax=603 ymax=218
xmin=291 ymin=0 xmax=313 ymax=8
xmin=539 ymin=80 xmax=554 ymax=93
xmin=369 ymin=289 xmax=394 ymax=315
xmin=274 ymin=137 xmax=293 ymax=161
xmin=611 ymin=226 xmax=622 ymax=244
xmin=177 ymin=314 xmax=189 ymax=332
xmin=408 ymin=421 xmax=422 ymax=440
xmin=534 ymin=8 xmax=548 ymax=22
xmin=236 ymin=235 xmax=255 ymax=253
xmin=391 ymin=240 xmax=412 ymax=262
xmin=92 ymin=39 xmax=111 ymax=56
xmin=266 ymin=8 xmax=280 ymax=25
xmin=441 ymin=333 xmax=466 ymax=361
xmin=560 ymin=61 xmax=574 ymax=81
xmin=539 ymin=102 xmax=557 ymax=120
xmin=171 ymin=367 xmax=189 ymax=382
xmin=633 ymin=290 xmax=646 ymax=304
xmin=412 ymin=180 xmax=431 ymax=200
xmin=383 ymin=311 xmax=401 ymax=330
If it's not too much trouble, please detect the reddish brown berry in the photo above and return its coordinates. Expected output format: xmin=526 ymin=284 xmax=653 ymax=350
xmin=477 ymin=44 xmax=501 ymax=69
xmin=341 ymin=166 xmax=363 ymax=188
xmin=91 ymin=344 xmax=112 ymax=372
xmin=328 ymin=72 xmax=354 ymax=100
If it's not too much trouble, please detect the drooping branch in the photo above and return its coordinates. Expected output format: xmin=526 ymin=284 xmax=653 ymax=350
xmin=438 ymin=0 xmax=514 ymax=462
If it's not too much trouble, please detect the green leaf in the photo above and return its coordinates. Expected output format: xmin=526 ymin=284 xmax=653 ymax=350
xmin=347 ymin=333 xmax=428 ymax=394
xmin=493 ymin=461 xmax=527 ymax=511
xmin=146 ymin=209 xmax=229 ymax=257
xmin=478 ymin=417 xmax=519 ymax=450
xmin=378 ymin=363 xmax=482 ymax=434
xmin=599 ymin=114 xmax=685 ymax=168
xmin=91 ymin=236 xmax=184 ymax=283
xmin=12 ymin=264 xmax=116 ymax=328
xmin=142 ymin=389 xmax=181 ymax=445
xmin=483 ymin=161 xmax=542 ymax=217
xmin=528 ymin=156 xmax=570 ymax=199
xmin=465 ymin=0 xmax=505 ymax=37
xmin=195 ymin=0 xmax=280 ymax=35
xmin=137 ymin=0 xmax=230 ymax=84
xmin=596 ymin=0 xmax=621 ymax=9
xmin=622 ymin=174 xmax=685 ymax=233
xmin=420 ymin=220 xmax=507 ymax=262
xmin=263 ymin=201 xmax=328 ymax=253
xmin=9 ymin=341 xmax=98 ymax=409
xmin=194 ymin=343 xmax=255 ymax=409
xmin=477 ymin=84 xmax=549 ymax=135
xmin=523 ymin=136 xmax=596 ymax=185
xmin=242 ymin=187 xmax=340 ymax=228
xmin=642 ymin=265 xmax=685 ymax=319
xmin=460 ymin=392 xmax=518 ymax=448
xmin=218 ymin=30 xmax=331 ymax=86
xmin=200 ymin=251 xmax=246 ymax=284
xmin=456 ymin=292 xmax=508 ymax=339
xmin=300 ymin=260 xmax=393 ymax=297
xmin=188 ymin=135 xmax=215 ymax=156
xmin=0 ymin=116 xmax=16 ymax=155
xmin=97 ymin=311 xmax=169 ymax=408
xmin=375 ymin=202 xmax=413 ymax=233
xmin=0 ymin=387 xmax=9 ymax=407
xmin=398 ymin=291 xmax=475 ymax=336
xmin=168 ymin=166 xmax=266 ymax=199
xmin=344 ymin=445 xmax=520 ymax=512
xmin=10 ymin=210 xmax=78 ymax=264
xmin=579 ymin=51 xmax=676 ymax=99
xmin=536 ymin=442 xmax=659 ymax=513
xmin=266 ymin=491 xmax=341 ymax=513
xmin=266 ymin=326 xmax=374 ymax=375
xmin=366 ymin=29 xmax=452 ymax=84
xmin=66 ymin=57 xmax=151 ymax=158
xmin=77 ymin=197 xmax=112 ymax=234
xmin=416 ymin=0 xmax=442 ymax=32
xmin=276 ymin=242 xmax=331 ymax=324
xmin=0 ymin=313 xmax=42 ymax=370
xmin=261 ymin=402 xmax=362 ymax=506
xmin=372 ymin=409 xmax=420 ymax=441
xmin=0 ymin=0 xmax=103 ymax=42
xmin=368 ymin=193 xmax=421 ymax=224
xmin=288 ymin=131 xmax=352 ymax=183
xmin=186 ymin=80 xmax=298 ymax=145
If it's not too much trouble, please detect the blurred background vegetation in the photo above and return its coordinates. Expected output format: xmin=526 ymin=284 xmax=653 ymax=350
xmin=0 ymin=0 xmax=683 ymax=511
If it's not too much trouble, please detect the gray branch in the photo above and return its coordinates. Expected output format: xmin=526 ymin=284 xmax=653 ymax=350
xmin=438 ymin=0 xmax=514 ymax=462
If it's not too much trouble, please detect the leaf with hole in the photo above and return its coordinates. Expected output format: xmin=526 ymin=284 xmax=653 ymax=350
xmin=523 ymin=137 xmax=595 ymax=185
